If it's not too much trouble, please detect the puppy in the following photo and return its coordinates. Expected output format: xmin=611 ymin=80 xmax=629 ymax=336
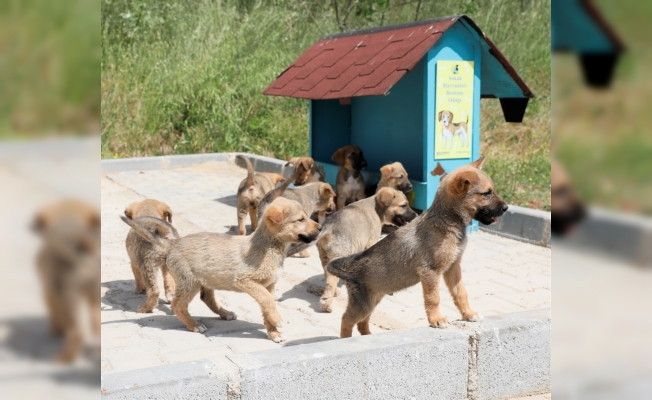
xmin=33 ymin=199 xmax=100 ymax=362
xmin=327 ymin=157 xmax=508 ymax=338
xmin=438 ymin=110 xmax=469 ymax=150
xmin=257 ymin=173 xmax=335 ymax=257
xmin=551 ymin=160 xmax=586 ymax=235
xmin=121 ymin=197 xmax=321 ymax=343
xmin=124 ymin=199 xmax=179 ymax=312
xmin=236 ymin=155 xmax=285 ymax=235
xmin=332 ymin=145 xmax=367 ymax=210
xmin=317 ymin=187 xmax=417 ymax=312
xmin=376 ymin=162 xmax=413 ymax=194
xmin=285 ymin=157 xmax=325 ymax=185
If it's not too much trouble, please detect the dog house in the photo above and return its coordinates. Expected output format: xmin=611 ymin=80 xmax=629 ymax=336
xmin=264 ymin=15 xmax=533 ymax=228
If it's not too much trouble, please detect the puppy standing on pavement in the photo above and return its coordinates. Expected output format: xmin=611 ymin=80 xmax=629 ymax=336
xmin=257 ymin=174 xmax=336 ymax=257
xmin=121 ymin=197 xmax=322 ymax=343
xmin=332 ymin=145 xmax=367 ymax=210
xmin=328 ymin=157 xmax=508 ymax=338
xmin=236 ymin=155 xmax=285 ymax=235
xmin=317 ymin=187 xmax=417 ymax=312
xmin=124 ymin=199 xmax=178 ymax=313
xmin=285 ymin=157 xmax=325 ymax=185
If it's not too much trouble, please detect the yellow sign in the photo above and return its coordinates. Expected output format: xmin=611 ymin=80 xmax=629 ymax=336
xmin=435 ymin=61 xmax=474 ymax=160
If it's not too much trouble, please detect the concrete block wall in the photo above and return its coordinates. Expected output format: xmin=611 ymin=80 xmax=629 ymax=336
xmin=101 ymin=309 xmax=550 ymax=400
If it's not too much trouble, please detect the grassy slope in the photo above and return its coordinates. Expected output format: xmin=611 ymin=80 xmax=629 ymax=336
xmin=553 ymin=0 xmax=652 ymax=214
xmin=101 ymin=0 xmax=550 ymax=210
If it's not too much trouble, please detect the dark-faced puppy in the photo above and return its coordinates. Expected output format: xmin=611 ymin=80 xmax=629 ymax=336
xmin=551 ymin=160 xmax=586 ymax=235
xmin=33 ymin=199 xmax=101 ymax=362
xmin=124 ymin=199 xmax=178 ymax=313
xmin=285 ymin=157 xmax=325 ymax=186
xmin=332 ymin=145 xmax=368 ymax=210
xmin=376 ymin=162 xmax=413 ymax=194
xmin=316 ymin=187 xmax=417 ymax=312
xmin=327 ymin=157 xmax=508 ymax=338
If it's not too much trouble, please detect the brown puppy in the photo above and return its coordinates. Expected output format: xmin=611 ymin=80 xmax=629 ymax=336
xmin=376 ymin=162 xmax=413 ymax=193
xmin=285 ymin=157 xmax=325 ymax=186
xmin=122 ymin=197 xmax=321 ymax=343
xmin=551 ymin=160 xmax=585 ymax=235
xmin=33 ymin=199 xmax=100 ymax=362
xmin=317 ymin=187 xmax=417 ymax=312
xmin=327 ymin=157 xmax=508 ymax=338
xmin=257 ymin=174 xmax=336 ymax=258
xmin=236 ymin=155 xmax=285 ymax=235
xmin=332 ymin=145 xmax=367 ymax=210
xmin=124 ymin=199 xmax=178 ymax=313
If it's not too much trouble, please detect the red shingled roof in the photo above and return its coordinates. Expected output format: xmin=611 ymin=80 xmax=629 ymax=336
xmin=264 ymin=15 xmax=533 ymax=100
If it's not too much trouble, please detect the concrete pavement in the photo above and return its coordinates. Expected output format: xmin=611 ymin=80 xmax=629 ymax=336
xmin=101 ymin=160 xmax=551 ymax=376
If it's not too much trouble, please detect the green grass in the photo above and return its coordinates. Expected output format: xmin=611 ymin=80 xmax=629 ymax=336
xmin=553 ymin=0 xmax=652 ymax=214
xmin=101 ymin=0 xmax=550 ymax=210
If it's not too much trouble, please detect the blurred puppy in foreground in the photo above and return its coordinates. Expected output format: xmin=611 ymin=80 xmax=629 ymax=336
xmin=551 ymin=160 xmax=586 ymax=235
xmin=33 ymin=200 xmax=100 ymax=362
xmin=328 ymin=157 xmax=508 ymax=338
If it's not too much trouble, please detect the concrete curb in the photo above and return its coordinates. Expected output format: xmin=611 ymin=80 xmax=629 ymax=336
xmin=479 ymin=205 xmax=551 ymax=248
xmin=101 ymin=308 xmax=550 ymax=400
xmin=101 ymin=152 xmax=551 ymax=247
xmin=562 ymin=207 xmax=652 ymax=266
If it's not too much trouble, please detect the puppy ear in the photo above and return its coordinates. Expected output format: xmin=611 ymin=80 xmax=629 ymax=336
xmin=32 ymin=210 xmax=49 ymax=233
xmin=437 ymin=111 xmax=443 ymax=121
xmin=157 ymin=202 xmax=173 ymax=223
xmin=285 ymin=157 xmax=300 ymax=167
xmin=448 ymin=170 xmax=477 ymax=197
xmin=469 ymin=156 xmax=486 ymax=170
xmin=124 ymin=204 xmax=134 ymax=219
xmin=331 ymin=148 xmax=346 ymax=166
xmin=375 ymin=187 xmax=395 ymax=208
xmin=301 ymin=158 xmax=314 ymax=171
xmin=164 ymin=207 xmax=173 ymax=223
xmin=380 ymin=164 xmax=394 ymax=179
xmin=449 ymin=111 xmax=454 ymax=120
xmin=264 ymin=204 xmax=286 ymax=226
xmin=320 ymin=184 xmax=336 ymax=198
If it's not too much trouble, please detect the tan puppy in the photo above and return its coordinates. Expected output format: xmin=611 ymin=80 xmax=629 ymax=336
xmin=332 ymin=145 xmax=368 ymax=210
xmin=236 ymin=155 xmax=285 ymax=235
xmin=257 ymin=175 xmax=336 ymax=258
xmin=124 ymin=199 xmax=178 ymax=313
xmin=316 ymin=187 xmax=417 ymax=312
xmin=33 ymin=199 xmax=100 ymax=362
xmin=121 ymin=197 xmax=322 ymax=343
xmin=328 ymin=157 xmax=508 ymax=338
xmin=285 ymin=157 xmax=325 ymax=185
xmin=551 ymin=160 xmax=586 ymax=235
xmin=376 ymin=162 xmax=413 ymax=193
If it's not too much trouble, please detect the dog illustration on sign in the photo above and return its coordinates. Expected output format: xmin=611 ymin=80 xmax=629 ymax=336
xmin=438 ymin=110 xmax=469 ymax=150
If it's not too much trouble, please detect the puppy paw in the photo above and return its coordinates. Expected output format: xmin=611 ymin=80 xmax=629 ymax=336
xmin=295 ymin=250 xmax=310 ymax=258
xmin=165 ymin=292 xmax=174 ymax=304
xmin=137 ymin=306 xmax=154 ymax=313
xmin=270 ymin=332 xmax=287 ymax=343
xmin=429 ymin=317 xmax=449 ymax=329
xmin=193 ymin=323 xmax=207 ymax=333
xmin=319 ymin=298 xmax=333 ymax=313
xmin=134 ymin=287 xmax=145 ymax=294
xmin=465 ymin=312 xmax=483 ymax=322
xmin=222 ymin=311 xmax=238 ymax=321
xmin=266 ymin=311 xmax=284 ymax=328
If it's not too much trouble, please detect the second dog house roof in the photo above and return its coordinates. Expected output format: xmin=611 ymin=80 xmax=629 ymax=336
xmin=264 ymin=15 xmax=533 ymax=100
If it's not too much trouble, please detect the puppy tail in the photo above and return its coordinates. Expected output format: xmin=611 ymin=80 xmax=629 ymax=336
xmin=326 ymin=256 xmax=362 ymax=285
xmin=237 ymin=155 xmax=255 ymax=187
xmin=120 ymin=216 xmax=177 ymax=248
